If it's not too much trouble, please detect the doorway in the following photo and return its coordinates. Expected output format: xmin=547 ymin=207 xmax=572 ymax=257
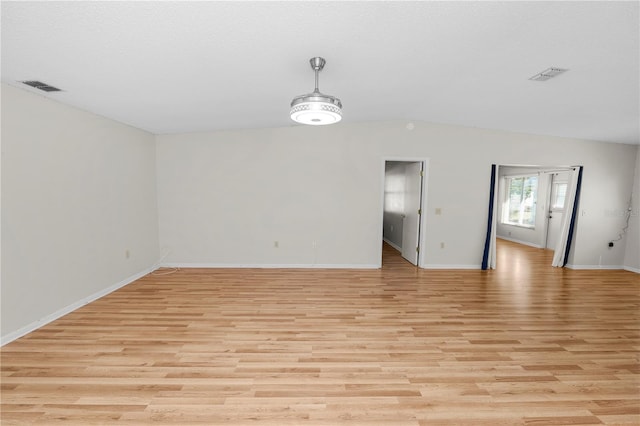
xmin=493 ymin=165 xmax=573 ymax=268
xmin=380 ymin=159 xmax=428 ymax=267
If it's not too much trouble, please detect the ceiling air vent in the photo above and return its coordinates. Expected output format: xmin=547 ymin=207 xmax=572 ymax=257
xmin=529 ymin=67 xmax=568 ymax=82
xmin=21 ymin=80 xmax=62 ymax=92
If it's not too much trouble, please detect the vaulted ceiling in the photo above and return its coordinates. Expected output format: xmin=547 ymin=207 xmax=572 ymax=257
xmin=2 ymin=1 xmax=638 ymax=144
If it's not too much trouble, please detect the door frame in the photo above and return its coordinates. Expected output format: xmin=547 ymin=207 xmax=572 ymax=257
xmin=378 ymin=157 xmax=430 ymax=268
xmin=492 ymin=164 xmax=575 ymax=268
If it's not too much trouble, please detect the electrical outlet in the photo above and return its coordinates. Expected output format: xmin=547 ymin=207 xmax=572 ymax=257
xmin=274 ymin=241 xmax=279 ymax=248
xmin=440 ymin=242 xmax=445 ymax=249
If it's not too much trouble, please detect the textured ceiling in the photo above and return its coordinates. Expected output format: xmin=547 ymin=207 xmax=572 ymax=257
xmin=2 ymin=1 xmax=638 ymax=144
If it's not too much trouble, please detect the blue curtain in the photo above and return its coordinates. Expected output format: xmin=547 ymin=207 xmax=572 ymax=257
xmin=482 ymin=164 xmax=498 ymax=270
xmin=552 ymin=166 xmax=583 ymax=267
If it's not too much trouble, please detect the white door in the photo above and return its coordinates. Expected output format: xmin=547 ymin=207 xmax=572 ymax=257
xmin=401 ymin=162 xmax=423 ymax=265
xmin=546 ymin=173 xmax=569 ymax=250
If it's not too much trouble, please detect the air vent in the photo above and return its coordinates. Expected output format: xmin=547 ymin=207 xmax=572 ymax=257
xmin=529 ymin=67 xmax=568 ymax=82
xmin=21 ymin=80 xmax=62 ymax=92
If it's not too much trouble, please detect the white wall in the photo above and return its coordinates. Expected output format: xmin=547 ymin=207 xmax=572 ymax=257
xmin=623 ymin=147 xmax=640 ymax=272
xmin=156 ymin=126 xmax=382 ymax=267
xmin=156 ymin=121 xmax=638 ymax=270
xmin=1 ymin=87 xmax=636 ymax=342
xmin=1 ymin=84 xmax=159 ymax=341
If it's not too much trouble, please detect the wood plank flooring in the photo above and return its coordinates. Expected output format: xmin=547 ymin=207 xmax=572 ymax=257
xmin=2 ymin=239 xmax=639 ymax=425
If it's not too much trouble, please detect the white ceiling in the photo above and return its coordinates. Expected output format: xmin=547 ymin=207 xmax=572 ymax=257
xmin=2 ymin=1 xmax=638 ymax=144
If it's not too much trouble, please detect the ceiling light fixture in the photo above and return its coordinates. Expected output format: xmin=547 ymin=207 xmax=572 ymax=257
xmin=290 ymin=57 xmax=342 ymax=125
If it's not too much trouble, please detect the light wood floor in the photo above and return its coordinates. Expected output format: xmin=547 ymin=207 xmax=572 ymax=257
xmin=2 ymin=240 xmax=639 ymax=425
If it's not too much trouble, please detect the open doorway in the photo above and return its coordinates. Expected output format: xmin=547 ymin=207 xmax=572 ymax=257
xmin=380 ymin=159 xmax=428 ymax=267
xmin=491 ymin=165 xmax=575 ymax=269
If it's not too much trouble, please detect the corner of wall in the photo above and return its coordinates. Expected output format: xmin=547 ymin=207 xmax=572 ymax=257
xmin=623 ymin=145 xmax=640 ymax=271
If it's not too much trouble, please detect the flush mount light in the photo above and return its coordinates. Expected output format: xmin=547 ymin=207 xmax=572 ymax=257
xmin=290 ymin=57 xmax=342 ymax=125
xmin=529 ymin=67 xmax=569 ymax=81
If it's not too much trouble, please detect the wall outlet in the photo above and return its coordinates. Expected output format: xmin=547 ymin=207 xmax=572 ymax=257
xmin=608 ymin=241 xmax=614 ymax=248
xmin=440 ymin=242 xmax=445 ymax=249
xmin=274 ymin=241 xmax=279 ymax=248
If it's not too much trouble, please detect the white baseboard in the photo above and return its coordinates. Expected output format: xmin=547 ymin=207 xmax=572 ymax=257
xmin=497 ymin=236 xmax=544 ymax=249
xmin=565 ymin=264 xmax=625 ymax=270
xmin=1 ymin=266 xmax=155 ymax=346
xmin=423 ymin=264 xmax=482 ymax=270
xmin=164 ymin=262 xmax=484 ymax=270
xmin=383 ymin=238 xmax=402 ymax=252
xmin=161 ymin=263 xmax=380 ymax=269
xmin=623 ymin=266 xmax=640 ymax=274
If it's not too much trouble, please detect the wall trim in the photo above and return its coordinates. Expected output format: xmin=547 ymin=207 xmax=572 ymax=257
xmin=165 ymin=262 xmax=484 ymax=270
xmin=423 ymin=264 xmax=482 ymax=270
xmin=565 ymin=264 xmax=625 ymax=270
xmin=0 ymin=266 xmax=155 ymax=346
xmin=161 ymin=263 xmax=380 ymax=269
xmin=496 ymin=236 xmax=544 ymax=249
xmin=383 ymin=238 xmax=402 ymax=252
xmin=623 ymin=266 xmax=640 ymax=274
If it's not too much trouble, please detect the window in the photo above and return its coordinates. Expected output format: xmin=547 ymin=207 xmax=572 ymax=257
xmin=503 ymin=175 xmax=538 ymax=227
xmin=384 ymin=174 xmax=404 ymax=213
xmin=551 ymin=182 xmax=567 ymax=209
